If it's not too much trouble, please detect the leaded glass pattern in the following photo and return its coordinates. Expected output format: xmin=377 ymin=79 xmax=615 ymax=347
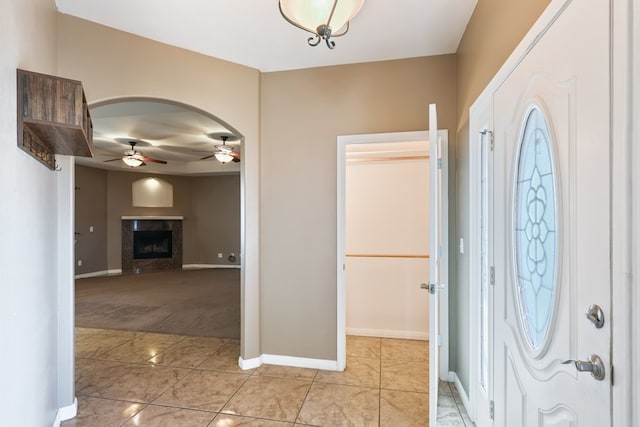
xmin=514 ymin=106 xmax=557 ymax=351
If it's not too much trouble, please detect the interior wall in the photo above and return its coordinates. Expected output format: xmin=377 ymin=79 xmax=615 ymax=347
xmin=260 ymin=56 xmax=456 ymax=360
xmin=56 ymin=14 xmax=263 ymax=358
xmin=454 ymin=0 xmax=552 ymax=393
xmin=74 ymin=166 xmax=241 ymax=274
xmin=346 ymin=158 xmax=429 ymax=339
xmin=75 ymin=165 xmax=108 ymax=274
xmin=0 ymin=0 xmax=71 ymax=425
xmin=188 ymin=174 xmax=241 ymax=266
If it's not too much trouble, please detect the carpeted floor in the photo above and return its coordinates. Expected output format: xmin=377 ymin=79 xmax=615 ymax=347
xmin=75 ymin=268 xmax=240 ymax=339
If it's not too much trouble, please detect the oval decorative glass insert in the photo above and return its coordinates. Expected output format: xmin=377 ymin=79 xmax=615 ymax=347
xmin=514 ymin=106 xmax=557 ymax=351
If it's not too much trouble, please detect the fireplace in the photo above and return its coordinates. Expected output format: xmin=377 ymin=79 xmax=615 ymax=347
xmin=122 ymin=216 xmax=183 ymax=273
xmin=134 ymin=230 xmax=172 ymax=259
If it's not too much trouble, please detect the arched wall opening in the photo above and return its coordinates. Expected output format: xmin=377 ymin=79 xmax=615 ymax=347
xmin=76 ymin=97 xmax=246 ymax=352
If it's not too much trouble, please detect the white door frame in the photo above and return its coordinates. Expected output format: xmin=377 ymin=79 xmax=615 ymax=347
xmin=468 ymin=0 xmax=635 ymax=424
xmin=336 ymin=130 xmax=449 ymax=374
xmin=612 ymin=0 xmax=637 ymax=425
xmin=468 ymin=95 xmax=494 ymax=424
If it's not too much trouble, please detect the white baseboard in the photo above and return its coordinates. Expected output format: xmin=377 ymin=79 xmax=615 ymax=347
xmin=347 ymin=327 xmax=428 ymax=341
xmin=238 ymin=354 xmax=339 ymax=371
xmin=449 ymin=371 xmax=472 ymax=417
xmin=262 ymin=354 xmax=339 ymax=371
xmin=182 ymin=264 xmax=241 ymax=270
xmin=52 ymin=397 xmax=77 ymax=426
xmin=74 ymin=264 xmax=241 ymax=279
xmin=74 ymin=269 xmax=121 ymax=279
xmin=238 ymin=355 xmax=262 ymax=370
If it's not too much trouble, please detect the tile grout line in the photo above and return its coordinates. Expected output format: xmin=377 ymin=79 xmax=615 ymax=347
xmin=76 ymin=331 xmax=430 ymax=426
xmin=214 ymin=365 xmax=254 ymax=418
xmin=119 ymin=401 xmax=151 ymax=427
xmin=292 ymin=368 xmax=318 ymax=425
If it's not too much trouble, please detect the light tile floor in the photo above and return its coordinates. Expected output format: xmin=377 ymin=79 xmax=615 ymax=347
xmin=64 ymin=328 xmax=472 ymax=426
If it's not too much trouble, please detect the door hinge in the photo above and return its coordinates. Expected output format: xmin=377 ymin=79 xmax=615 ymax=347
xmin=437 ymin=157 xmax=443 ymax=169
xmin=480 ymin=129 xmax=495 ymax=151
xmin=490 ymin=266 xmax=495 ymax=286
xmin=490 ymin=400 xmax=495 ymax=420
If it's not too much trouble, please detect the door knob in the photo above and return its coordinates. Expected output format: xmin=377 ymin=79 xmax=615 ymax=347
xmin=420 ymin=283 xmax=436 ymax=294
xmin=585 ymin=304 xmax=605 ymax=328
xmin=420 ymin=283 xmax=447 ymax=294
xmin=562 ymin=354 xmax=605 ymax=381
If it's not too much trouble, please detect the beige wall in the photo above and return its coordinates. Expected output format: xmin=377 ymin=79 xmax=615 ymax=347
xmin=189 ymin=174 xmax=241 ymax=265
xmin=260 ymin=56 xmax=456 ymax=359
xmin=57 ymin=14 xmax=262 ymax=358
xmin=1 ymin=0 xmax=76 ymax=424
xmin=453 ymin=0 xmax=551 ymax=392
xmin=75 ymin=165 xmax=240 ymax=274
xmin=457 ymin=0 xmax=552 ymax=128
xmin=75 ymin=165 xmax=109 ymax=273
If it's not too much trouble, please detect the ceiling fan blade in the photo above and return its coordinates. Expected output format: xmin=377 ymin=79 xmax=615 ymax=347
xmin=232 ymin=156 xmax=241 ymax=163
xmin=103 ymin=158 xmax=122 ymax=162
xmin=200 ymin=154 xmax=216 ymax=160
xmin=141 ymin=156 xmax=167 ymax=164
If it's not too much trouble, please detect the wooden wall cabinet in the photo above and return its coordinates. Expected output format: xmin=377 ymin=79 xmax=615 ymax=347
xmin=17 ymin=69 xmax=93 ymax=170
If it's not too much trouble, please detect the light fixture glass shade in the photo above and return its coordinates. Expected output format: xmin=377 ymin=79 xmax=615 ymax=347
xmin=280 ymin=0 xmax=363 ymax=34
xmin=122 ymin=156 xmax=143 ymax=167
xmin=279 ymin=0 xmax=364 ymax=48
xmin=214 ymin=152 xmax=234 ymax=163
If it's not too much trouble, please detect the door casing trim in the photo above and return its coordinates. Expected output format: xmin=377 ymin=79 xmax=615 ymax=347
xmin=336 ymin=130 xmax=449 ymax=375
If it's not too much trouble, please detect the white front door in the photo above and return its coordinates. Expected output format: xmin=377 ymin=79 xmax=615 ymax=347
xmin=491 ymin=0 xmax=611 ymax=425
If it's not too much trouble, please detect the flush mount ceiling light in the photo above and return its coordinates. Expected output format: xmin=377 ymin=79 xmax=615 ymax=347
xmin=279 ymin=0 xmax=364 ymax=49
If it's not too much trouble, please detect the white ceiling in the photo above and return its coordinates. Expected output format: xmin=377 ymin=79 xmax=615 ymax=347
xmin=54 ymin=0 xmax=477 ymax=72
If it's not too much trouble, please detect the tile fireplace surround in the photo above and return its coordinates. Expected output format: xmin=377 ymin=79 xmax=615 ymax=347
xmin=122 ymin=216 xmax=183 ymax=274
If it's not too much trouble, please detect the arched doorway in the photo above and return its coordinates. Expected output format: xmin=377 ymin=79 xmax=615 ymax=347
xmin=74 ymin=97 xmax=245 ymax=341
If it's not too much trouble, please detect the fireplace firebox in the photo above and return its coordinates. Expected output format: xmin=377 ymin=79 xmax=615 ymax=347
xmin=121 ymin=216 xmax=183 ymax=273
xmin=133 ymin=230 xmax=172 ymax=259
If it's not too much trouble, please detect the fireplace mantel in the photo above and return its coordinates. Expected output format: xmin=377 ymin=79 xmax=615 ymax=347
xmin=121 ymin=216 xmax=184 ymax=220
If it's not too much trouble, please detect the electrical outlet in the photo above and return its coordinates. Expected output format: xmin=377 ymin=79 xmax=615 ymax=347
xmin=218 ymin=253 xmax=223 ymax=259
xmin=77 ymin=260 xmax=83 ymax=267
xmin=89 ymin=226 xmax=94 ymax=232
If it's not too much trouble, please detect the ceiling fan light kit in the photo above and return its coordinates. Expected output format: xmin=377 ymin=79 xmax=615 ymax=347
xmin=103 ymin=140 xmax=168 ymax=168
xmin=214 ymin=152 xmax=235 ymax=163
xmin=122 ymin=156 xmax=144 ymax=167
xmin=201 ymin=133 xmax=241 ymax=163
xmin=279 ymin=0 xmax=364 ymax=49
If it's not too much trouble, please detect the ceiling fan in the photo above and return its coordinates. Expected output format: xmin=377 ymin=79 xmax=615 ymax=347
xmin=103 ymin=141 xmax=168 ymax=167
xmin=200 ymin=134 xmax=240 ymax=163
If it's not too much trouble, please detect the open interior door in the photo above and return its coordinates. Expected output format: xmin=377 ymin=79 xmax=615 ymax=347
xmin=428 ymin=103 xmax=442 ymax=426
